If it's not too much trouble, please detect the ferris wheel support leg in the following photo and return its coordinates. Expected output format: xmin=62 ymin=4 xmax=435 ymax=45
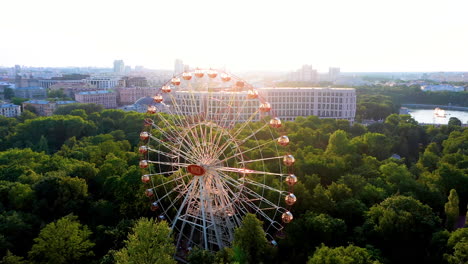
xmin=198 ymin=177 xmax=209 ymax=250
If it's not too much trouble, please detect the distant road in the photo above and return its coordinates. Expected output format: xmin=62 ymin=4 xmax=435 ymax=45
xmin=402 ymin=104 xmax=468 ymax=111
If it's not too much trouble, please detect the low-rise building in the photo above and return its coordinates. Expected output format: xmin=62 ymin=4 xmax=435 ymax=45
xmin=117 ymin=86 xmax=159 ymax=105
xmin=75 ymin=90 xmax=117 ymax=109
xmin=22 ymin=100 xmax=76 ymax=116
xmin=49 ymin=82 xmax=97 ymax=98
xmin=86 ymin=77 xmax=120 ymax=89
xmin=14 ymin=86 xmax=47 ymax=99
xmin=0 ymin=103 xmax=21 ymax=117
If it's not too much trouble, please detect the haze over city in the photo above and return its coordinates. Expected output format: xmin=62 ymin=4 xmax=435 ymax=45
xmin=2 ymin=0 xmax=468 ymax=72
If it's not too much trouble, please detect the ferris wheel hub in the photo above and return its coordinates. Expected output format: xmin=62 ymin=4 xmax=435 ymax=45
xmin=187 ymin=164 xmax=206 ymax=176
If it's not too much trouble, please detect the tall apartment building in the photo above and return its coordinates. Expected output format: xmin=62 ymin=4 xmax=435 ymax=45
xmin=287 ymin=65 xmax=319 ymax=83
xmin=114 ymin=60 xmax=125 ymax=74
xmin=259 ymin=87 xmax=356 ymax=121
xmin=174 ymin=59 xmax=184 ymax=75
xmin=0 ymin=103 xmax=21 ymax=117
xmin=328 ymin=67 xmax=341 ymax=82
xmin=75 ymin=90 xmax=117 ymax=109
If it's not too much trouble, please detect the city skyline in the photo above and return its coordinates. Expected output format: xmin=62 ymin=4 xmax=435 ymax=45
xmin=1 ymin=0 xmax=468 ymax=72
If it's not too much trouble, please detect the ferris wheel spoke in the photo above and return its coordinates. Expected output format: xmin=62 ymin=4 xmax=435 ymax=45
xmin=155 ymin=111 xmax=204 ymax=160
xmin=213 ymin=120 xmax=267 ymax=160
xmin=218 ymin=138 xmax=277 ymax=164
xmin=147 ymin=160 xmax=192 ymax=168
xmin=170 ymin=180 xmax=197 ymax=229
xmin=155 ymin=108 xmax=203 ymax=158
xmin=213 ymin=166 xmax=287 ymax=177
xmin=238 ymin=177 xmax=286 ymax=195
xmin=147 ymin=147 xmax=179 ymax=159
xmin=149 ymin=135 xmax=197 ymax=163
xmin=145 ymin=170 xmax=181 ymax=176
xmin=152 ymin=172 xmax=192 ymax=189
xmin=216 ymin=170 xmax=285 ymax=196
xmin=239 ymin=156 xmax=284 ymax=165
xmin=152 ymin=183 xmax=187 ymax=206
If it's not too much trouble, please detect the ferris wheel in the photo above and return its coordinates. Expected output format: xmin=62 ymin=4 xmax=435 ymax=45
xmin=138 ymin=69 xmax=297 ymax=252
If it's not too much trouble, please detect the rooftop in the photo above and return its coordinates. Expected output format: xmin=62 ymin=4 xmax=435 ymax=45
xmin=77 ymin=90 xmax=114 ymax=95
xmin=259 ymin=87 xmax=355 ymax=90
xmin=15 ymin=86 xmax=45 ymax=90
xmin=57 ymin=101 xmax=77 ymax=104
xmin=0 ymin=104 xmax=20 ymax=108
xmin=24 ymin=100 xmax=50 ymax=105
xmin=23 ymin=100 xmax=78 ymax=105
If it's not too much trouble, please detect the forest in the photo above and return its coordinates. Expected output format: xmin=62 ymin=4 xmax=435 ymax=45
xmin=0 ymin=97 xmax=467 ymax=263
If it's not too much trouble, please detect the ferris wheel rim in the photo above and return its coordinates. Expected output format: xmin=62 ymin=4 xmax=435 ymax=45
xmin=138 ymin=68 xmax=297 ymax=251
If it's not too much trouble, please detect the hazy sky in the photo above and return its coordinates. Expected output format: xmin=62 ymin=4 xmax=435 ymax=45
xmin=1 ymin=0 xmax=468 ymax=72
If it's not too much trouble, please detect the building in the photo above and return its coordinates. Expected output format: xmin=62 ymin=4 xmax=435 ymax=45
xmin=49 ymin=82 xmax=97 ymax=98
xmin=22 ymin=100 xmax=76 ymax=116
xmin=118 ymin=76 xmax=149 ymax=87
xmin=14 ymin=86 xmax=47 ymax=99
xmin=174 ymin=59 xmax=184 ymax=75
xmin=120 ymin=96 xmax=170 ymax=113
xmin=114 ymin=60 xmax=125 ymax=74
xmin=0 ymin=103 xmax=21 ymax=117
xmin=86 ymin=77 xmax=120 ymax=89
xmin=421 ymin=84 xmax=464 ymax=92
xmin=328 ymin=67 xmax=341 ymax=82
xmin=117 ymin=86 xmax=159 ymax=105
xmin=259 ymin=87 xmax=356 ymax=121
xmin=287 ymin=65 xmax=319 ymax=83
xmin=15 ymin=75 xmax=40 ymax=88
xmin=75 ymin=90 xmax=117 ymax=109
xmin=38 ymin=79 xmax=85 ymax=89
xmin=173 ymin=90 xmax=260 ymax=123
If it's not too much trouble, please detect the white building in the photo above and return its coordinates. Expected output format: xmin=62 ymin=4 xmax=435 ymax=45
xmin=38 ymin=79 xmax=85 ymax=89
xmin=421 ymin=84 xmax=464 ymax=92
xmin=0 ymin=103 xmax=21 ymax=117
xmin=173 ymin=90 xmax=259 ymax=123
xmin=259 ymin=87 xmax=356 ymax=121
xmin=86 ymin=77 xmax=120 ymax=90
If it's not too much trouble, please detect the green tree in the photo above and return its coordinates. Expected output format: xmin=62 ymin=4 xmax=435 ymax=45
xmin=325 ymin=130 xmax=353 ymax=156
xmin=445 ymin=228 xmax=468 ymax=264
xmin=233 ymin=214 xmax=269 ymax=264
xmin=1 ymin=251 xmax=26 ymax=264
xmin=445 ymin=189 xmax=459 ymax=230
xmin=28 ymin=215 xmax=94 ymax=264
xmin=307 ymin=244 xmax=382 ymax=264
xmin=114 ymin=218 xmax=175 ymax=264
xmin=363 ymin=195 xmax=440 ymax=263
xmin=11 ymin=97 xmax=28 ymax=106
xmin=34 ymin=135 xmax=49 ymax=154
xmin=448 ymin=117 xmax=462 ymax=127
xmin=3 ymin=88 xmax=14 ymax=100
xmin=187 ymin=246 xmax=215 ymax=264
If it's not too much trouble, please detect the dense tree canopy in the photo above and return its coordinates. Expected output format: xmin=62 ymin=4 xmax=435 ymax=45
xmin=0 ymin=97 xmax=466 ymax=263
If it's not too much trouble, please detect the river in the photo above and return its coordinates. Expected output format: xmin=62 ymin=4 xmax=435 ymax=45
xmin=407 ymin=108 xmax=468 ymax=125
